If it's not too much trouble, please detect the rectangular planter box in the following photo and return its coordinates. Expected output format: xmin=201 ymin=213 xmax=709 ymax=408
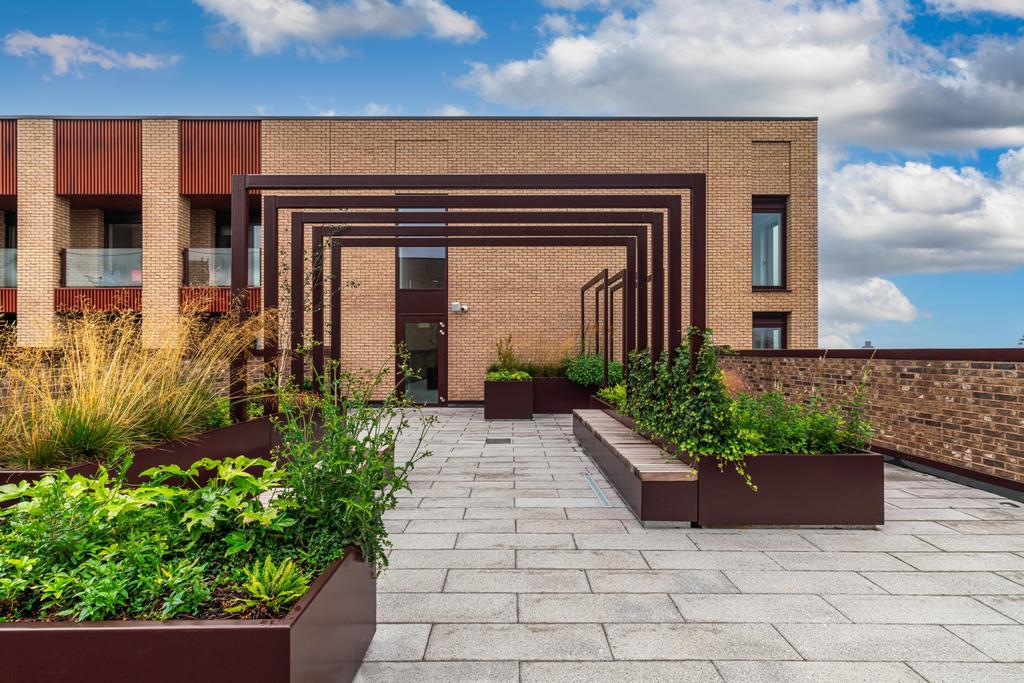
xmin=484 ymin=380 xmax=533 ymax=420
xmin=697 ymin=453 xmax=884 ymax=527
xmin=0 ymin=548 xmax=376 ymax=683
xmin=0 ymin=415 xmax=281 ymax=488
xmin=579 ymin=405 xmax=884 ymax=527
xmin=531 ymin=377 xmax=593 ymax=414
xmin=573 ymin=410 xmax=697 ymax=525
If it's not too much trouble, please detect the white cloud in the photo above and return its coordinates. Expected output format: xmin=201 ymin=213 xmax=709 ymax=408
xmin=436 ymin=104 xmax=470 ymax=116
xmin=362 ymin=102 xmax=394 ymax=116
xmin=928 ymin=0 xmax=1024 ymax=18
xmin=461 ymin=0 xmax=1024 ymax=151
xmin=195 ymin=0 xmax=483 ymax=55
xmin=821 ymin=151 xmax=1024 ymax=278
xmin=819 ymin=277 xmax=918 ymax=347
xmin=537 ymin=13 xmax=583 ymax=36
xmin=3 ymin=30 xmax=179 ymax=76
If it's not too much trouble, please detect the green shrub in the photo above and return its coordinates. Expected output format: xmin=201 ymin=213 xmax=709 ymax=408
xmin=596 ymin=383 xmax=626 ymax=410
xmin=622 ymin=327 xmax=871 ymax=489
xmin=485 ymin=369 xmax=531 ymax=381
xmin=0 ymin=354 xmax=430 ymax=622
xmin=565 ymin=353 xmax=624 ymax=387
xmin=521 ymin=361 xmax=567 ymax=378
xmin=493 ymin=335 xmax=522 ymax=372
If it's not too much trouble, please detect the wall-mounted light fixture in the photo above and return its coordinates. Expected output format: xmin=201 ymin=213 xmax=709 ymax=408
xmin=451 ymin=301 xmax=469 ymax=313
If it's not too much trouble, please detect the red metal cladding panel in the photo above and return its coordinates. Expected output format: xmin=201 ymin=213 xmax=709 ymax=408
xmin=0 ymin=288 xmax=15 ymax=313
xmin=180 ymin=120 xmax=261 ymax=196
xmin=55 ymin=288 xmax=142 ymax=312
xmin=0 ymin=121 xmax=15 ymax=196
xmin=55 ymin=120 xmax=142 ymax=196
xmin=180 ymin=286 xmax=261 ymax=312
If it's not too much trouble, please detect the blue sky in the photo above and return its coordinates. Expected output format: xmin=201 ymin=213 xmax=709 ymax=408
xmin=1 ymin=0 xmax=1022 ymax=348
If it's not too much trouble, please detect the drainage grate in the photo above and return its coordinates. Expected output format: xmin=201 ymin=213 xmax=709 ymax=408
xmin=583 ymin=473 xmax=612 ymax=507
xmin=485 ymin=438 xmax=512 ymax=445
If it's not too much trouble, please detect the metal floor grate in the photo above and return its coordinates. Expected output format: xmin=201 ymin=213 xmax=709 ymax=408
xmin=485 ymin=437 xmax=512 ymax=445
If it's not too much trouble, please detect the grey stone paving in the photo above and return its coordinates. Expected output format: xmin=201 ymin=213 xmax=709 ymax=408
xmin=354 ymin=408 xmax=1024 ymax=682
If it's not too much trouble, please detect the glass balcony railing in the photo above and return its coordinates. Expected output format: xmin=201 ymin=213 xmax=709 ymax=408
xmin=63 ymin=249 xmax=142 ymax=287
xmin=185 ymin=248 xmax=261 ymax=287
xmin=0 ymin=249 xmax=14 ymax=288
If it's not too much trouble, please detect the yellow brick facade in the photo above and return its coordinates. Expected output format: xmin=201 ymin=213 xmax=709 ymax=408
xmin=7 ymin=117 xmax=817 ymax=399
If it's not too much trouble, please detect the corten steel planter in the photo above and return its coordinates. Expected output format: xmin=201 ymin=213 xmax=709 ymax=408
xmin=531 ymin=377 xmax=593 ymax=414
xmin=576 ymin=406 xmax=884 ymax=527
xmin=696 ymin=453 xmax=884 ymax=527
xmin=484 ymin=380 xmax=534 ymax=420
xmin=0 ymin=415 xmax=281 ymax=488
xmin=0 ymin=548 xmax=376 ymax=683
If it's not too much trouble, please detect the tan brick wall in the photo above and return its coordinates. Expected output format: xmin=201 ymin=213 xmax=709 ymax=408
xmin=260 ymin=118 xmax=817 ymax=399
xmin=69 ymin=209 xmax=104 ymax=248
xmin=141 ymin=119 xmax=189 ymax=347
xmin=189 ymin=207 xmax=215 ymax=247
xmin=17 ymin=119 xmax=69 ymax=346
xmin=722 ymin=354 xmax=1024 ymax=486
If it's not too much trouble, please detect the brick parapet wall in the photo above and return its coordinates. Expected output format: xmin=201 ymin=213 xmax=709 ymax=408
xmin=721 ymin=353 xmax=1024 ymax=486
xmin=16 ymin=119 xmax=69 ymax=346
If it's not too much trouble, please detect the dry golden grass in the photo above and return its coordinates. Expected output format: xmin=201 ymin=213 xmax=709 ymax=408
xmin=0 ymin=310 xmax=263 ymax=469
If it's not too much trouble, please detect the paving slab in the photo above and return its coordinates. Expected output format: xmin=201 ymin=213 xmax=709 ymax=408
xmin=715 ymin=661 xmax=925 ymax=682
xmin=363 ymin=624 xmax=431 ymax=661
xmin=606 ymin=623 xmax=800 ymax=660
xmin=587 ymin=569 xmax=738 ymax=593
xmin=775 ymin=623 xmax=990 ymax=661
xmin=945 ymin=625 xmax=1024 ymax=661
xmin=377 ymin=569 xmax=448 ymax=593
xmin=521 ymin=661 xmax=723 ymax=682
xmin=825 ymin=595 xmax=1015 ymax=624
xmin=519 ymin=592 xmax=683 ymax=623
xmin=354 ymin=661 xmax=519 ymax=682
xmin=424 ymin=623 xmax=612 ymax=661
xmin=377 ymin=592 xmax=517 ymax=623
xmin=671 ymin=593 xmax=849 ymax=623
xmin=907 ymin=662 xmax=1024 ymax=682
xmin=724 ymin=570 xmax=886 ymax=594
xmin=643 ymin=550 xmax=782 ymax=570
xmin=444 ymin=569 xmax=590 ymax=593
xmin=862 ymin=571 xmax=1024 ymax=595
xmin=766 ymin=551 xmax=915 ymax=571
xmin=517 ymin=549 xmax=649 ymax=569
xmin=893 ymin=552 xmax=1024 ymax=572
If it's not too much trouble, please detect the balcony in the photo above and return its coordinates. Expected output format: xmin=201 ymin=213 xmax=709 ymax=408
xmin=180 ymin=248 xmax=261 ymax=313
xmin=57 ymin=248 xmax=142 ymax=312
xmin=183 ymin=248 xmax=260 ymax=287
xmin=0 ymin=248 xmax=13 ymax=313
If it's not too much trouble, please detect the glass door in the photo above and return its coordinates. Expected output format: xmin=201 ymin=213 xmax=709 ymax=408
xmin=398 ymin=316 xmax=447 ymax=406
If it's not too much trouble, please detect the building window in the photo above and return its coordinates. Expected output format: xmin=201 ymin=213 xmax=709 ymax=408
xmin=752 ymin=313 xmax=787 ymax=349
xmin=3 ymin=210 xmax=15 ymax=248
xmin=752 ymin=197 xmax=786 ymax=289
xmin=397 ymin=207 xmax=446 ymax=290
xmin=104 ymin=211 xmax=142 ymax=249
xmin=214 ymin=211 xmax=261 ymax=249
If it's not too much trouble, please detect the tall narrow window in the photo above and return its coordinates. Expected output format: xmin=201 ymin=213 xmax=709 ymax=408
xmin=3 ymin=210 xmax=15 ymax=247
xmin=397 ymin=207 xmax=446 ymax=290
xmin=752 ymin=313 xmax=788 ymax=349
xmin=104 ymin=211 xmax=142 ymax=248
xmin=752 ymin=197 xmax=786 ymax=288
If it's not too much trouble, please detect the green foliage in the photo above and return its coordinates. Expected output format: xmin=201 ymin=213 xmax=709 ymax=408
xmin=521 ymin=361 xmax=567 ymax=378
xmin=274 ymin=352 xmax=432 ymax=572
xmin=0 ymin=353 xmax=429 ymax=623
xmin=485 ymin=369 xmax=532 ymax=381
xmin=227 ymin=557 xmax=309 ymax=618
xmin=622 ymin=328 xmax=872 ymax=489
xmin=596 ymin=383 xmax=626 ymax=410
xmin=565 ymin=353 xmax=624 ymax=387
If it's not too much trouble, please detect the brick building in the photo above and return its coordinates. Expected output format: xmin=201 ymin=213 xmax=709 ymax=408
xmin=0 ymin=116 xmax=817 ymax=402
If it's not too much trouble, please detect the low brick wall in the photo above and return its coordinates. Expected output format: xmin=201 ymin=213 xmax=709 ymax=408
xmin=721 ymin=350 xmax=1024 ymax=488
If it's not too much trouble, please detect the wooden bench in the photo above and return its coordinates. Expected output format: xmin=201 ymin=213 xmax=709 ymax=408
xmin=573 ymin=409 xmax=698 ymax=524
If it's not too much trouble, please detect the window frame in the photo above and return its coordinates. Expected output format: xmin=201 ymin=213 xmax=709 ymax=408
xmin=103 ymin=211 xmax=142 ymax=249
xmin=752 ymin=312 xmax=788 ymax=349
xmin=3 ymin=210 xmax=15 ymax=248
xmin=751 ymin=196 xmax=787 ymax=291
xmin=395 ymin=206 xmax=448 ymax=292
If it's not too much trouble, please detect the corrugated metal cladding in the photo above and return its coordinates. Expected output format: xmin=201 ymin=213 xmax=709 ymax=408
xmin=180 ymin=120 xmax=260 ymax=195
xmin=0 ymin=288 xmax=15 ymax=313
xmin=0 ymin=121 xmax=15 ymax=195
xmin=55 ymin=120 xmax=142 ymax=195
xmin=55 ymin=287 xmax=141 ymax=312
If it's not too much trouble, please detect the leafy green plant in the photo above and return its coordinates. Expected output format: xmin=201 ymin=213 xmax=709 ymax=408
xmin=622 ymin=328 xmax=873 ymax=489
xmin=565 ymin=353 xmax=624 ymax=387
xmin=485 ymin=369 xmax=531 ymax=381
xmin=596 ymin=383 xmax=626 ymax=409
xmin=227 ymin=557 xmax=309 ymax=618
